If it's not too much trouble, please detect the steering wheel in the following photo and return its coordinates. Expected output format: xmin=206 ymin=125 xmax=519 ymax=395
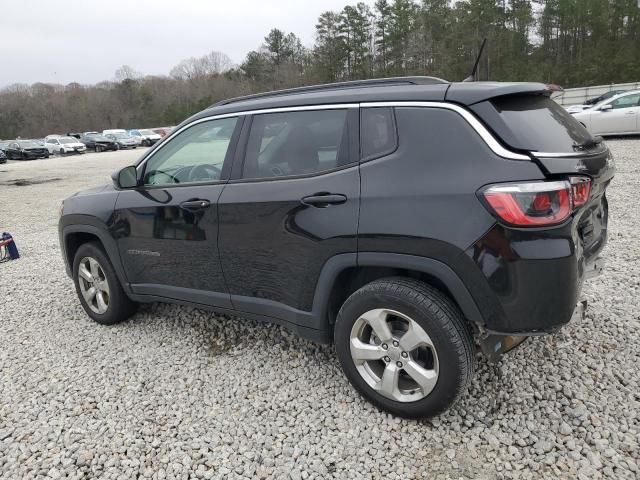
xmin=189 ymin=163 xmax=222 ymax=182
xmin=145 ymin=169 xmax=180 ymax=184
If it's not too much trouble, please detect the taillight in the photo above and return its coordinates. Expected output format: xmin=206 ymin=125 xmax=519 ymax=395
xmin=571 ymin=177 xmax=592 ymax=208
xmin=482 ymin=177 xmax=591 ymax=227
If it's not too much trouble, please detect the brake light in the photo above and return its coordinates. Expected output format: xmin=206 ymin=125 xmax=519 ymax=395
xmin=482 ymin=177 xmax=592 ymax=227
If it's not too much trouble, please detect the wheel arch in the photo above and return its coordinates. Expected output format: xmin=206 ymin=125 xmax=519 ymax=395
xmin=313 ymin=253 xmax=485 ymax=337
xmin=62 ymin=224 xmax=130 ymax=293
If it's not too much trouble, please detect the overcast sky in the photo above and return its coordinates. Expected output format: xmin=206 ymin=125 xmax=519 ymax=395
xmin=0 ymin=0 xmax=372 ymax=88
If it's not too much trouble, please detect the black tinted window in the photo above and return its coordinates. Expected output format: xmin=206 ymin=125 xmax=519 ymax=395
xmin=489 ymin=95 xmax=593 ymax=152
xmin=242 ymin=109 xmax=349 ymax=179
xmin=361 ymin=107 xmax=396 ymax=160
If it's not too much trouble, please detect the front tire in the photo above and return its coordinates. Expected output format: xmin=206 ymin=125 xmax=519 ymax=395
xmin=72 ymin=242 xmax=137 ymax=325
xmin=334 ymin=277 xmax=475 ymax=419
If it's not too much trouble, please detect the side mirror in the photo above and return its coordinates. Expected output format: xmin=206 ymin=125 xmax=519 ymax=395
xmin=599 ymin=104 xmax=613 ymax=112
xmin=112 ymin=165 xmax=138 ymax=189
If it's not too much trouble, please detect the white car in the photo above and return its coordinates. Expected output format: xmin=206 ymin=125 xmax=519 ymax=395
xmin=572 ymin=90 xmax=640 ymax=136
xmin=565 ymin=90 xmax=629 ymax=114
xmin=44 ymin=136 xmax=87 ymax=155
xmin=128 ymin=129 xmax=162 ymax=146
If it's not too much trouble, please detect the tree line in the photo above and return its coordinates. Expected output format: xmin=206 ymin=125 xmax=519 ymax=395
xmin=1 ymin=0 xmax=639 ymax=139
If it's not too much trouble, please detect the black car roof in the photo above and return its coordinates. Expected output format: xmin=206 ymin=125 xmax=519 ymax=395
xmin=190 ymin=78 xmax=549 ymax=122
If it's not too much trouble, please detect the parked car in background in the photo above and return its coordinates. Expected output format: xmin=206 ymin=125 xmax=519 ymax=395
xmin=566 ymin=90 xmax=628 ymax=113
xmin=80 ymin=134 xmax=118 ymax=152
xmin=5 ymin=140 xmax=50 ymax=160
xmin=128 ymin=129 xmax=162 ymax=146
xmin=0 ymin=149 xmax=6 ymax=164
xmin=572 ymin=90 xmax=640 ymax=136
xmin=83 ymin=131 xmax=99 ymax=136
xmin=0 ymin=141 xmax=10 ymax=152
xmin=151 ymin=126 xmax=175 ymax=138
xmin=45 ymin=136 xmax=87 ymax=155
xmin=104 ymin=132 xmax=137 ymax=149
xmin=66 ymin=132 xmax=82 ymax=139
xmin=102 ymin=129 xmax=128 ymax=137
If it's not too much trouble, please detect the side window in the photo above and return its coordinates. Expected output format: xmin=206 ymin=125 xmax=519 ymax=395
xmin=610 ymin=94 xmax=640 ymax=109
xmin=242 ymin=109 xmax=349 ymax=179
xmin=142 ymin=117 xmax=238 ymax=186
xmin=361 ymin=107 xmax=397 ymax=160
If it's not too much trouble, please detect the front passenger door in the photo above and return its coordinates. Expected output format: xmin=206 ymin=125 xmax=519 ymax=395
xmin=113 ymin=116 xmax=242 ymax=307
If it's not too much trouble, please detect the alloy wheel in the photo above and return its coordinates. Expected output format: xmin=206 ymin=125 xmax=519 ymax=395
xmin=77 ymin=256 xmax=111 ymax=314
xmin=349 ymin=308 xmax=439 ymax=402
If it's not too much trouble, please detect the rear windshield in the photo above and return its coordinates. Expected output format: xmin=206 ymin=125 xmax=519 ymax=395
xmin=481 ymin=95 xmax=594 ymax=153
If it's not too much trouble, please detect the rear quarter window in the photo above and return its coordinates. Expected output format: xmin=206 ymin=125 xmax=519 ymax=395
xmin=472 ymin=95 xmax=594 ymax=153
xmin=361 ymin=107 xmax=397 ymax=160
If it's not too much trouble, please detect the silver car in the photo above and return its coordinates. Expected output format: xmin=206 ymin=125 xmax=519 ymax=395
xmin=105 ymin=132 xmax=138 ymax=149
xmin=572 ymin=90 xmax=640 ymax=136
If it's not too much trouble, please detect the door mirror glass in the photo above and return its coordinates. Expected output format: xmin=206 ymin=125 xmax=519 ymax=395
xmin=113 ymin=165 xmax=138 ymax=189
xmin=599 ymin=104 xmax=613 ymax=112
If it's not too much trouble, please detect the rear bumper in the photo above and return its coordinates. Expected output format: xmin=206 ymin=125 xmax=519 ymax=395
xmin=466 ymin=215 xmax=606 ymax=334
xmin=479 ymin=299 xmax=587 ymax=360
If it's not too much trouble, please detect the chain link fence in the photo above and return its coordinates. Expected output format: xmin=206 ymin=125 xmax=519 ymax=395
xmin=552 ymin=82 xmax=640 ymax=106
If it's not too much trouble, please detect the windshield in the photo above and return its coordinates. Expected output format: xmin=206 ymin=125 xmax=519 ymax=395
xmin=19 ymin=141 xmax=40 ymax=148
xmin=112 ymin=133 xmax=129 ymax=139
xmin=59 ymin=137 xmax=76 ymax=144
xmin=90 ymin=135 xmax=111 ymax=141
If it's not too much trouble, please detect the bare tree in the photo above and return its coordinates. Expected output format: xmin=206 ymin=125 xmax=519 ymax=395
xmin=115 ymin=65 xmax=141 ymax=82
xmin=170 ymin=50 xmax=233 ymax=79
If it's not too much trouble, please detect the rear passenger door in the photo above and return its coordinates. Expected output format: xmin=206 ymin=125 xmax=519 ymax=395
xmin=217 ymin=106 xmax=359 ymax=329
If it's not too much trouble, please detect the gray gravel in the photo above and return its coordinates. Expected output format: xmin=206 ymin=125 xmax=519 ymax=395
xmin=0 ymin=142 xmax=638 ymax=479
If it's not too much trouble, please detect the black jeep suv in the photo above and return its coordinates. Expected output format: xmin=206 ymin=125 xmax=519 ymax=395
xmin=59 ymin=77 xmax=613 ymax=418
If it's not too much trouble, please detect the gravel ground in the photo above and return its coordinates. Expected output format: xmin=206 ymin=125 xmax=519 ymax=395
xmin=0 ymin=142 xmax=638 ymax=480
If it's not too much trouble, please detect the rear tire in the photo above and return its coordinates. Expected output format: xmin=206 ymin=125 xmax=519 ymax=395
xmin=72 ymin=242 xmax=137 ymax=325
xmin=334 ymin=277 xmax=475 ymax=419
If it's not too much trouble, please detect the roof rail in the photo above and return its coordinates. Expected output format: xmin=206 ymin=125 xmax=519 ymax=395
xmin=211 ymin=76 xmax=448 ymax=107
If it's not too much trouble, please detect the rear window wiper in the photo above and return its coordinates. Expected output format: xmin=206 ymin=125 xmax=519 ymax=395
xmin=573 ymin=135 xmax=603 ymax=151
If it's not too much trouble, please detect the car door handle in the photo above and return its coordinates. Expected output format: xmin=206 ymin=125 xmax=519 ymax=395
xmin=180 ymin=199 xmax=211 ymax=211
xmin=301 ymin=193 xmax=347 ymax=207
xmin=625 ymin=111 xmax=636 ymax=115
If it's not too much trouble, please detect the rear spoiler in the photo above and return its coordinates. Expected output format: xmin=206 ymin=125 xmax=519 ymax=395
xmin=445 ymin=82 xmax=550 ymax=106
